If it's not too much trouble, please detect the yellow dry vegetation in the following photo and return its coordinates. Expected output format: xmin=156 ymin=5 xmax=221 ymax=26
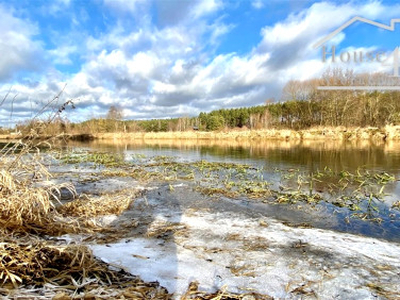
xmin=59 ymin=193 xmax=134 ymax=218
xmin=93 ymin=125 xmax=400 ymax=142
xmin=0 ymin=137 xmax=170 ymax=298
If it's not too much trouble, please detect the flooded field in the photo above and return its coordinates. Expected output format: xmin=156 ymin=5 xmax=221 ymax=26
xmin=63 ymin=138 xmax=400 ymax=243
xmin=9 ymin=138 xmax=399 ymax=299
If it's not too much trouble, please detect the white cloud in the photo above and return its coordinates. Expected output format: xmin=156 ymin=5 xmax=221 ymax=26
xmin=191 ymin=0 xmax=222 ymax=19
xmin=57 ymin=1 xmax=400 ymax=121
xmin=0 ymin=4 xmax=43 ymax=81
xmin=103 ymin=0 xmax=147 ymax=14
xmin=251 ymin=0 xmax=264 ymax=10
xmin=3 ymin=0 xmax=400 ymax=125
xmin=48 ymin=0 xmax=72 ymax=16
xmin=259 ymin=2 xmax=354 ymax=52
xmin=48 ymin=45 xmax=78 ymax=65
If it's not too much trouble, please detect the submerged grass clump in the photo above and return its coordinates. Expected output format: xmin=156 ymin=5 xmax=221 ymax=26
xmin=98 ymin=153 xmax=399 ymax=225
xmin=392 ymin=201 xmax=400 ymax=210
xmin=125 ymin=155 xmax=399 ymax=224
xmin=61 ymin=151 xmax=125 ymax=167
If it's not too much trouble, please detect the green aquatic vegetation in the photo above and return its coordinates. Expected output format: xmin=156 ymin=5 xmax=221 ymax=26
xmin=101 ymin=170 xmax=130 ymax=177
xmin=131 ymin=153 xmax=146 ymax=159
xmin=338 ymin=169 xmax=396 ymax=187
xmin=192 ymin=160 xmax=254 ymax=173
xmin=332 ymin=193 xmax=363 ymax=208
xmin=59 ymin=150 xmax=87 ymax=164
xmin=279 ymin=169 xmax=300 ymax=180
xmin=392 ymin=201 xmax=400 ymax=209
xmin=129 ymin=168 xmax=162 ymax=181
xmin=351 ymin=212 xmax=383 ymax=223
xmin=275 ymin=190 xmax=322 ymax=204
xmin=88 ymin=152 xmax=125 ymax=167
xmin=59 ymin=151 xmax=399 ymax=225
xmin=101 ymin=167 xmax=161 ymax=182
xmin=297 ymin=168 xmax=396 ymax=222
xmin=153 ymin=155 xmax=175 ymax=163
xmin=234 ymin=180 xmax=271 ymax=198
xmin=178 ymin=172 xmax=195 ymax=180
xmin=349 ymin=203 xmax=361 ymax=211
xmin=366 ymin=193 xmax=381 ymax=210
xmin=61 ymin=151 xmax=125 ymax=167
xmin=195 ymin=186 xmax=239 ymax=198
xmin=150 ymin=158 xmax=396 ymax=225
xmin=281 ymin=167 xmax=394 ymax=198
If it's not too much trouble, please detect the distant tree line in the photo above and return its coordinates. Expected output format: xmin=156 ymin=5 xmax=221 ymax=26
xmin=14 ymin=69 xmax=400 ymax=135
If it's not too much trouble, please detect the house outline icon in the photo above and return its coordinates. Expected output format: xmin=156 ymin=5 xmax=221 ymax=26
xmin=313 ymin=16 xmax=400 ymax=49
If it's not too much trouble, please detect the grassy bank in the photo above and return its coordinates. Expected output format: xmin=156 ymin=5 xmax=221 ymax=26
xmin=91 ymin=125 xmax=400 ymax=141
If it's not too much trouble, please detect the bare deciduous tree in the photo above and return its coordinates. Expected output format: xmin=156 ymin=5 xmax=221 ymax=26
xmin=106 ymin=105 xmax=123 ymax=120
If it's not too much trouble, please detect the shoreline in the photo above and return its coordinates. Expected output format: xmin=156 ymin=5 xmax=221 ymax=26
xmin=94 ymin=125 xmax=400 ymax=141
xmin=2 ymin=125 xmax=400 ymax=141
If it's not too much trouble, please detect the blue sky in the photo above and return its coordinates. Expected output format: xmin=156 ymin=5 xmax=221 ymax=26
xmin=1 ymin=0 xmax=400 ymax=126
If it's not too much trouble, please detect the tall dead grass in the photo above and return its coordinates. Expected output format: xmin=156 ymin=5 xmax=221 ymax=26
xmin=0 ymin=98 xmax=171 ymax=298
xmin=0 ymin=131 xmax=86 ymax=235
xmin=0 ymin=138 xmax=138 ymax=289
xmin=59 ymin=193 xmax=133 ymax=218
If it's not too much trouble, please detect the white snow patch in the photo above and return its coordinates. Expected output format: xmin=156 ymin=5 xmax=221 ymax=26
xmin=90 ymin=208 xmax=400 ymax=299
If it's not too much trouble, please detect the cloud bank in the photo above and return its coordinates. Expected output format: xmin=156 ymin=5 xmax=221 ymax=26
xmin=0 ymin=0 xmax=399 ymax=125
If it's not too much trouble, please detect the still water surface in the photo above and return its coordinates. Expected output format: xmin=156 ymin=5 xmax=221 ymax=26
xmin=66 ymin=139 xmax=400 ymax=172
xmin=2 ymin=138 xmax=399 ymax=171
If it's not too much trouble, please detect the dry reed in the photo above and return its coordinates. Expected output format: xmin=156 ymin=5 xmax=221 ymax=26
xmin=0 ymin=235 xmax=170 ymax=298
xmin=59 ymin=192 xmax=135 ymax=218
xmin=0 ymin=99 xmax=170 ymax=298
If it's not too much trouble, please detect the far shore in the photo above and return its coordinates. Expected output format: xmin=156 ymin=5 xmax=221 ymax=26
xmin=94 ymin=125 xmax=400 ymax=141
xmin=2 ymin=125 xmax=400 ymax=142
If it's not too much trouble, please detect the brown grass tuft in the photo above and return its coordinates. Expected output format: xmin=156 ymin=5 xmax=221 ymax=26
xmin=59 ymin=192 xmax=134 ymax=219
xmin=0 ymin=236 xmax=170 ymax=298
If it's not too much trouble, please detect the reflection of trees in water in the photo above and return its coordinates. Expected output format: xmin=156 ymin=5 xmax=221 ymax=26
xmin=66 ymin=138 xmax=400 ymax=174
